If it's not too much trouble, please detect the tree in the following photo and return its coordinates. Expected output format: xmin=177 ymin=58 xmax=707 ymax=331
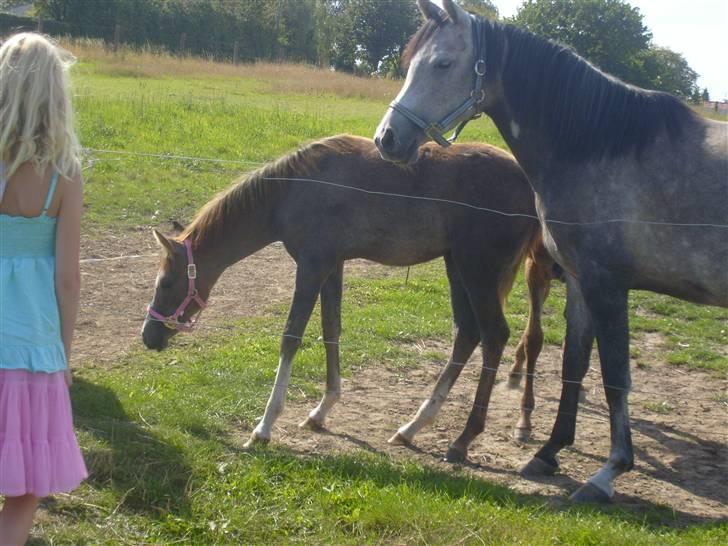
xmin=636 ymin=46 xmax=699 ymax=99
xmin=325 ymin=0 xmax=420 ymax=74
xmin=460 ymin=0 xmax=498 ymax=19
xmin=510 ymin=0 xmax=651 ymax=84
xmin=702 ymin=88 xmax=710 ymax=102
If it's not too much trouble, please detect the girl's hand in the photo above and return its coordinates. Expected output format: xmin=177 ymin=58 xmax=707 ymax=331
xmin=64 ymin=369 xmax=73 ymax=387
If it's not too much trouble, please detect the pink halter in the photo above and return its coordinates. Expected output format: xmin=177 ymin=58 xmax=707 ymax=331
xmin=147 ymin=239 xmax=207 ymax=332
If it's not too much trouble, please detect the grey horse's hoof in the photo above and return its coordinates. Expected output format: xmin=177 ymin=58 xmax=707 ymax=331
xmin=299 ymin=416 xmax=325 ymax=431
xmin=513 ymin=427 xmax=532 ymax=443
xmin=506 ymin=374 xmax=523 ymax=390
xmin=520 ymin=456 xmax=559 ymax=478
xmin=388 ymin=431 xmax=413 ymax=446
xmin=444 ymin=446 xmax=467 ymax=463
xmin=569 ymin=482 xmax=613 ymax=504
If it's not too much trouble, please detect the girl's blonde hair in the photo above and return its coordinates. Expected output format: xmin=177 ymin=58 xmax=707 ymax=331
xmin=0 ymin=32 xmax=80 ymax=180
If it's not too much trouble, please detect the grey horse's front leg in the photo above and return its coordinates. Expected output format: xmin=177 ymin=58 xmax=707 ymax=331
xmin=571 ymin=279 xmax=632 ymax=503
xmin=300 ymin=263 xmax=344 ymax=430
xmin=522 ymin=274 xmax=593 ymax=477
xmin=244 ymin=260 xmax=332 ymax=448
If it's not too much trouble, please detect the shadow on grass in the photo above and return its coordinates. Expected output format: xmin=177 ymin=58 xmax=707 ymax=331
xmin=229 ymin=434 xmax=725 ymax=531
xmin=69 ymin=377 xmax=193 ymax=518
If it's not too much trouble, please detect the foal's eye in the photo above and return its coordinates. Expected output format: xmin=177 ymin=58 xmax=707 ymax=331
xmin=435 ymin=60 xmax=452 ymax=69
xmin=160 ymin=277 xmax=173 ymax=290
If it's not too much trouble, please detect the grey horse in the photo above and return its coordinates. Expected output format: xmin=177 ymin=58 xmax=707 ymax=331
xmin=374 ymin=0 xmax=727 ymax=503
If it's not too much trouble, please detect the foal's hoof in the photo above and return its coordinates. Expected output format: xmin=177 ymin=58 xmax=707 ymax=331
xmin=513 ymin=427 xmax=532 ymax=443
xmin=242 ymin=433 xmax=270 ymax=450
xmin=520 ymin=456 xmax=558 ymax=478
xmin=444 ymin=446 xmax=467 ymax=463
xmin=388 ymin=431 xmax=413 ymax=446
xmin=569 ymin=482 xmax=612 ymax=504
xmin=299 ymin=416 xmax=325 ymax=431
xmin=506 ymin=374 xmax=523 ymax=390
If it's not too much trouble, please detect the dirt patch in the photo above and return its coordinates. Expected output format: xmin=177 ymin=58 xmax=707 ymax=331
xmin=75 ymin=231 xmax=728 ymax=523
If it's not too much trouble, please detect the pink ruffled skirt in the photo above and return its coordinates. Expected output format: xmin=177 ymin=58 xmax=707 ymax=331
xmin=0 ymin=369 xmax=87 ymax=497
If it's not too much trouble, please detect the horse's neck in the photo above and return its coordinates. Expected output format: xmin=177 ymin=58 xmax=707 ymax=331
xmin=196 ymin=208 xmax=277 ymax=275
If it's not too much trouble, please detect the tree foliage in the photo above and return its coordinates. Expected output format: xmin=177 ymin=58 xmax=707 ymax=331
xmin=510 ymin=0 xmax=699 ymax=98
xmin=18 ymin=0 xmax=702 ymax=95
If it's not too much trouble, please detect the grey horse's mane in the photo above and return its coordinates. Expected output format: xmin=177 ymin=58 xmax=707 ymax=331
xmin=403 ymin=15 xmax=697 ymax=162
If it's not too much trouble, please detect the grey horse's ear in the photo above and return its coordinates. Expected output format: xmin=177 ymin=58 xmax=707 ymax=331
xmin=153 ymin=229 xmax=175 ymax=255
xmin=171 ymin=220 xmax=186 ymax=233
xmin=417 ymin=0 xmax=443 ymax=21
xmin=442 ymin=0 xmax=467 ymax=23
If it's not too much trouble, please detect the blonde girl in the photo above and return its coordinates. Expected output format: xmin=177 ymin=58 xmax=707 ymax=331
xmin=0 ymin=33 xmax=87 ymax=544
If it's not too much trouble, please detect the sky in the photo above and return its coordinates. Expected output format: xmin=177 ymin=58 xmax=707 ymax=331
xmin=436 ymin=0 xmax=728 ymax=100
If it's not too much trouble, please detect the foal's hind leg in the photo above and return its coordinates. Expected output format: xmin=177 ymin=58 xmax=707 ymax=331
xmin=300 ymin=263 xmax=344 ymax=431
xmin=244 ymin=259 xmax=333 ymax=448
xmin=513 ymin=255 xmax=551 ymax=443
xmin=390 ymin=263 xmax=479 ymax=445
xmin=446 ymin=264 xmax=510 ymax=463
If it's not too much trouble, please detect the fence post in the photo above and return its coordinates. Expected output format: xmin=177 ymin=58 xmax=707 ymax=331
xmin=113 ymin=24 xmax=121 ymax=53
xmin=37 ymin=16 xmax=43 ymax=33
xmin=179 ymin=32 xmax=187 ymax=57
xmin=233 ymin=40 xmax=239 ymax=65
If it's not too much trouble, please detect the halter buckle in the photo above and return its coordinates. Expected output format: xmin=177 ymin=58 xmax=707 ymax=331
xmin=187 ymin=264 xmax=197 ymax=279
xmin=474 ymin=59 xmax=486 ymax=77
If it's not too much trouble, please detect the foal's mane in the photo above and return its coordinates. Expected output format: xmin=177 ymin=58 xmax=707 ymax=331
xmin=402 ymin=15 xmax=696 ymax=161
xmin=179 ymin=136 xmax=360 ymax=247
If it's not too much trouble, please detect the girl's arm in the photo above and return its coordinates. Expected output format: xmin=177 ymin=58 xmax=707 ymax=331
xmin=55 ymin=171 xmax=84 ymax=365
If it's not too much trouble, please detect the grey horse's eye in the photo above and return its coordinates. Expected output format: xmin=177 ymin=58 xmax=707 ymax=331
xmin=435 ymin=59 xmax=452 ymax=69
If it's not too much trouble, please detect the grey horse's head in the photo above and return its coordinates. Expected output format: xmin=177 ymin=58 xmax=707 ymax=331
xmin=375 ymin=0 xmax=485 ymax=164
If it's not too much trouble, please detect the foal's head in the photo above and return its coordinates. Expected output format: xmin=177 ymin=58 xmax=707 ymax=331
xmin=142 ymin=228 xmax=212 ymax=350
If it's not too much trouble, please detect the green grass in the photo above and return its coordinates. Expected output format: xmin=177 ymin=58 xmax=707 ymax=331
xmin=38 ymin=270 xmax=727 ymax=544
xmin=26 ymin=48 xmax=727 ymax=543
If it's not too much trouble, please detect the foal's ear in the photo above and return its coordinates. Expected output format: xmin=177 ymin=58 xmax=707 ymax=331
xmin=417 ymin=0 xmax=443 ymax=21
xmin=152 ymin=229 xmax=175 ymax=256
xmin=171 ymin=220 xmax=186 ymax=233
xmin=442 ymin=0 xmax=467 ymax=23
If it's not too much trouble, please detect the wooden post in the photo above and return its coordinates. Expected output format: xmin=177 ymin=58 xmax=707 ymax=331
xmin=113 ymin=24 xmax=121 ymax=53
xmin=37 ymin=16 xmax=44 ymax=33
xmin=233 ymin=40 xmax=239 ymax=65
xmin=179 ymin=32 xmax=187 ymax=56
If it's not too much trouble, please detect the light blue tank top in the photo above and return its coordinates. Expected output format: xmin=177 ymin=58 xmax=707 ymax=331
xmin=0 ymin=170 xmax=67 ymax=373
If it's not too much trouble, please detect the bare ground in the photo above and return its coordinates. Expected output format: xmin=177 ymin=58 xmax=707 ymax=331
xmin=76 ymin=231 xmax=728 ymax=524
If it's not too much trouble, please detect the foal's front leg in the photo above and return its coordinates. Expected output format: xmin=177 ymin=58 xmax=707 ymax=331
xmin=300 ymin=263 xmax=344 ymax=430
xmin=243 ymin=261 xmax=330 ymax=448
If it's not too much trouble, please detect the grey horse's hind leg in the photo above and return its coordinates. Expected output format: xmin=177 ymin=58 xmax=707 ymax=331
xmin=513 ymin=254 xmax=551 ymax=443
xmin=571 ymin=278 xmax=632 ymax=503
xmin=390 ymin=260 xmax=479 ymax=445
xmin=300 ymin=262 xmax=344 ymax=430
xmin=522 ymin=274 xmax=593 ymax=477
xmin=244 ymin=259 xmax=333 ymax=448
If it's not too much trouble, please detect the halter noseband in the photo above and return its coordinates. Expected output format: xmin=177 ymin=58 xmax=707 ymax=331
xmin=147 ymin=239 xmax=207 ymax=332
xmin=388 ymin=15 xmax=485 ymax=147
